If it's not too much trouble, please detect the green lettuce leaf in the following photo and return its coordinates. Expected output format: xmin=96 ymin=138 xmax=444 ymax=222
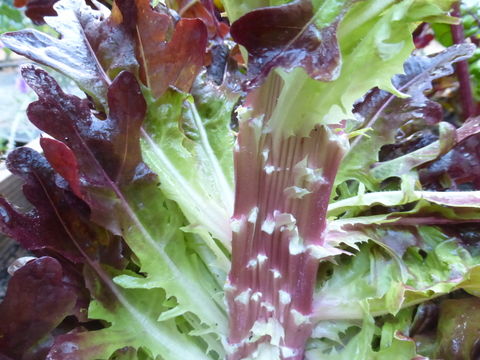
xmin=313 ymin=226 xmax=480 ymax=323
xmin=48 ymin=275 xmax=217 ymax=360
xmin=140 ymin=78 xmax=237 ymax=247
xmin=306 ymin=305 xmax=420 ymax=359
xmin=260 ymin=0 xmax=458 ymax=138
xmin=116 ymin=184 xmax=229 ymax=337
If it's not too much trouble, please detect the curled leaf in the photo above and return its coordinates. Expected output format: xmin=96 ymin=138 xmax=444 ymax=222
xmin=116 ymin=0 xmax=208 ymax=98
xmin=22 ymin=65 xmax=152 ymax=233
xmin=230 ymin=0 xmax=342 ymax=87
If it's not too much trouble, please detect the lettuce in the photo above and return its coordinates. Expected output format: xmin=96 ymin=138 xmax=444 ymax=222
xmin=0 ymin=0 xmax=479 ymax=359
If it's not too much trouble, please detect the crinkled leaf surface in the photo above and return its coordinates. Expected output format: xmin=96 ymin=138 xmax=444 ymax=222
xmin=371 ymin=116 xmax=480 ymax=182
xmin=314 ymin=226 xmax=480 ymax=322
xmin=241 ymin=0 xmax=459 ymax=137
xmin=1 ymin=0 xmax=113 ymax=107
xmin=81 ymin=0 xmax=138 ymax=78
xmin=22 ymin=65 xmax=152 ymax=234
xmin=0 ymin=140 xmax=224 ymax=360
xmin=230 ymin=0 xmax=342 ymax=86
xmin=113 ymin=184 xmax=229 ymax=336
xmin=370 ymin=121 xmax=457 ymax=182
xmin=32 ymin=63 xmax=226 ymax=333
xmin=307 ymin=307 xmax=420 ymax=359
xmin=0 ymin=147 xmax=124 ymax=268
xmin=116 ymin=0 xmax=208 ymax=98
xmin=4 ymin=0 xmax=138 ymax=105
xmin=1 ymin=1 xmax=476 ymax=360
xmin=61 ymin=0 xmax=213 ymax=100
xmin=336 ymin=44 xmax=475 ymax=188
xmin=47 ymin=281 xmax=214 ymax=360
xmin=10 ymin=65 xmax=227 ymax=360
xmin=141 ymin=80 xmax=236 ymax=246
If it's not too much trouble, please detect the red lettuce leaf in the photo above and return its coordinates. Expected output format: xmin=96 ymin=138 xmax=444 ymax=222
xmin=21 ymin=65 xmax=154 ymax=233
xmin=168 ymin=0 xmax=230 ymax=85
xmin=3 ymin=0 xmax=209 ymax=102
xmin=1 ymin=0 xmax=110 ymax=107
xmin=371 ymin=117 xmax=480 ymax=182
xmin=0 ymin=146 xmax=125 ymax=268
xmin=361 ymin=43 xmax=475 ymax=133
xmin=0 ymin=257 xmax=77 ymax=360
xmin=413 ymin=23 xmax=434 ymax=49
xmin=13 ymin=0 xmax=58 ymax=25
xmin=171 ymin=0 xmax=229 ymax=39
xmin=355 ymin=45 xmax=473 ymax=140
xmin=81 ymin=1 xmax=138 ymax=78
xmin=420 ymin=132 xmax=480 ymax=190
xmin=230 ymin=0 xmax=341 ymax=87
xmin=116 ymin=0 xmax=208 ymax=98
xmin=337 ymin=44 xmax=475 ymax=186
xmin=2 ymin=0 xmax=137 ymax=108
xmin=40 ymin=139 xmax=82 ymax=198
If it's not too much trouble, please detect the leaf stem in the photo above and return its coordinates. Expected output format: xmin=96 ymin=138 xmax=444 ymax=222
xmin=451 ymin=2 xmax=478 ymax=120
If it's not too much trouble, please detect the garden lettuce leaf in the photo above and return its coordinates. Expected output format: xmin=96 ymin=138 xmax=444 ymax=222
xmin=0 ymin=0 xmax=478 ymax=359
xmin=336 ymin=44 xmax=475 ymax=189
xmin=0 ymin=257 xmax=77 ymax=360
